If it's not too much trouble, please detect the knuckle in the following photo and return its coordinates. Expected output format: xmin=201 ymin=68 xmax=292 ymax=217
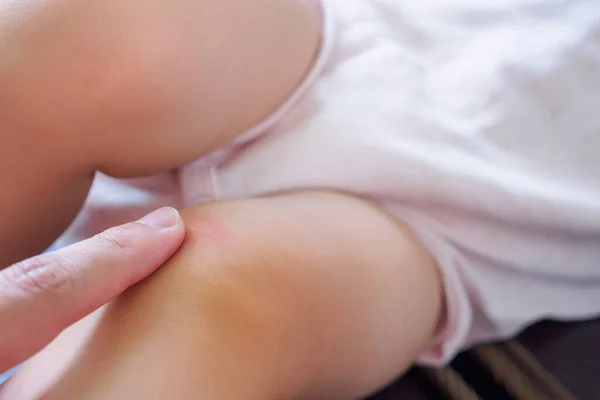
xmin=1 ymin=254 xmax=75 ymax=295
xmin=95 ymin=226 xmax=136 ymax=253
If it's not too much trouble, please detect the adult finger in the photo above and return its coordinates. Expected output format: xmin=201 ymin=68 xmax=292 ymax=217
xmin=0 ymin=207 xmax=184 ymax=371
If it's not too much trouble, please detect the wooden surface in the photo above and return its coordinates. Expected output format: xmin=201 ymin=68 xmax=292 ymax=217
xmin=369 ymin=320 xmax=600 ymax=399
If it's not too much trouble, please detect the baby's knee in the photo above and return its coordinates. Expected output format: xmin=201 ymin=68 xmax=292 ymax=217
xmin=136 ymin=203 xmax=293 ymax=324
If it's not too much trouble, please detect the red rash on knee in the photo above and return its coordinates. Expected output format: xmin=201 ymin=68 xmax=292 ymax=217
xmin=182 ymin=212 xmax=232 ymax=247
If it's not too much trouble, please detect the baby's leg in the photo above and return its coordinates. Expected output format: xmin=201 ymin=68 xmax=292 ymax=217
xmin=0 ymin=0 xmax=319 ymax=266
xmin=4 ymin=192 xmax=443 ymax=399
xmin=0 ymin=0 xmax=320 ymax=177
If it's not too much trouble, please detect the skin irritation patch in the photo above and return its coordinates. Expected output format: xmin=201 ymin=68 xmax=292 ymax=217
xmin=183 ymin=211 xmax=232 ymax=249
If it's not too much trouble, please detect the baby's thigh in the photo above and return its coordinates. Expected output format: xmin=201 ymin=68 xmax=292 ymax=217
xmin=4 ymin=192 xmax=443 ymax=400
xmin=0 ymin=0 xmax=320 ymax=178
xmin=0 ymin=0 xmax=320 ymax=267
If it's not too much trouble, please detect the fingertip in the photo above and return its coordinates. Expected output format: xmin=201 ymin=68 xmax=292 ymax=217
xmin=152 ymin=209 xmax=186 ymax=252
xmin=137 ymin=207 xmax=186 ymax=246
xmin=166 ymin=212 xmax=186 ymax=244
xmin=138 ymin=207 xmax=181 ymax=229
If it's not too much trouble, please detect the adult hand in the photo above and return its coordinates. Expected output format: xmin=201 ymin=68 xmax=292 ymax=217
xmin=0 ymin=207 xmax=184 ymax=372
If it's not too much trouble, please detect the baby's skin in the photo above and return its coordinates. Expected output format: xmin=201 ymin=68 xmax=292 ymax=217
xmin=0 ymin=0 xmax=443 ymax=399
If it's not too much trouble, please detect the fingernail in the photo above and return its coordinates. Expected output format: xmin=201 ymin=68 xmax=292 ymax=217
xmin=138 ymin=207 xmax=180 ymax=229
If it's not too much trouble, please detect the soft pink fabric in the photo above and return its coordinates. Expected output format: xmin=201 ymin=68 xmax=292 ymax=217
xmin=58 ymin=0 xmax=600 ymax=365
